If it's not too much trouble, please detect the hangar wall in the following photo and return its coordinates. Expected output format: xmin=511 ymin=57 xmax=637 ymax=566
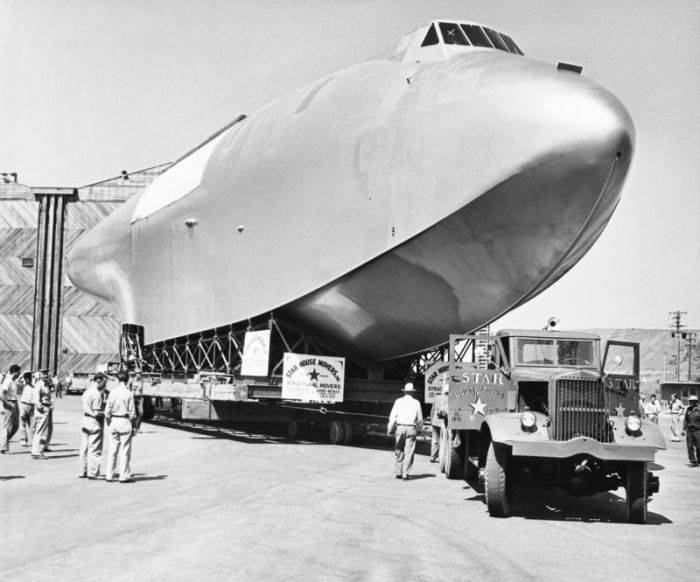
xmin=0 ymin=164 xmax=171 ymax=374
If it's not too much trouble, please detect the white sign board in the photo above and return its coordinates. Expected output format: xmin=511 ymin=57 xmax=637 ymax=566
xmin=424 ymin=361 xmax=450 ymax=403
xmin=241 ymin=330 xmax=271 ymax=377
xmin=282 ymin=353 xmax=345 ymax=403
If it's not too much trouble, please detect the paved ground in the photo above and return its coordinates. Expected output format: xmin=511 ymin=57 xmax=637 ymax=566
xmin=1 ymin=397 xmax=698 ymax=582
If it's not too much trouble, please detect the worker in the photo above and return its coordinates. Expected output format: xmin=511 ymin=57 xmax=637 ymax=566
xmin=429 ymin=380 xmax=449 ymax=463
xmin=31 ymin=370 xmax=53 ymax=459
xmin=78 ymin=372 xmax=108 ymax=479
xmin=18 ymin=371 xmax=36 ymax=447
xmin=683 ymin=394 xmax=700 ymax=467
xmin=0 ymin=364 xmax=22 ymax=454
xmin=105 ymin=370 xmax=137 ymax=483
xmin=669 ymin=393 xmax=684 ymax=442
xmin=644 ymin=394 xmax=661 ymax=424
xmin=387 ymin=382 xmax=423 ymax=480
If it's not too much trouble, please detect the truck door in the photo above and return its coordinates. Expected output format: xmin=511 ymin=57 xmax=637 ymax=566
xmin=448 ymin=334 xmax=516 ymax=430
xmin=602 ymin=340 xmax=641 ymax=417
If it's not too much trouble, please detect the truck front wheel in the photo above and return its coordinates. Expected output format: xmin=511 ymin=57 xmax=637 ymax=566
xmin=485 ymin=442 xmax=512 ymax=518
xmin=444 ymin=431 xmax=463 ymax=479
xmin=626 ymin=461 xmax=648 ymax=524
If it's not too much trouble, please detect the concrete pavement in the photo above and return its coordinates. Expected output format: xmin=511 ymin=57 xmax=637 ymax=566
xmin=1 ymin=398 xmax=698 ymax=582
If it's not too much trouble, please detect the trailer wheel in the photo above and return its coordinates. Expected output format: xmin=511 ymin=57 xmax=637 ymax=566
xmin=626 ymin=461 xmax=648 ymax=524
xmin=342 ymin=421 xmax=353 ymax=445
xmin=444 ymin=432 xmax=462 ymax=479
xmin=329 ymin=421 xmax=345 ymax=445
xmin=485 ymin=442 xmax=512 ymax=518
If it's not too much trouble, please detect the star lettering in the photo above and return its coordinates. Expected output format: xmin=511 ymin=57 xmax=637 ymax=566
xmin=470 ymin=396 xmax=487 ymax=416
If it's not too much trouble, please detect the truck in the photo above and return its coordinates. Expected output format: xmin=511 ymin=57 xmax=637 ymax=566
xmin=439 ymin=329 xmax=666 ymax=524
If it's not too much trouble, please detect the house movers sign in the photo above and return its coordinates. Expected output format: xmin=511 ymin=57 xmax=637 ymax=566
xmin=448 ymin=367 xmax=513 ymax=430
xmin=424 ymin=361 xmax=449 ymax=404
xmin=282 ymin=353 xmax=345 ymax=403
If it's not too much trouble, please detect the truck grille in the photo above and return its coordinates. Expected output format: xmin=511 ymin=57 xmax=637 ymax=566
xmin=552 ymin=378 xmax=611 ymax=443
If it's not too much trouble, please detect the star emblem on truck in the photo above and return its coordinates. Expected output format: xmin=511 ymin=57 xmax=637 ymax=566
xmin=470 ymin=396 xmax=487 ymax=416
xmin=614 ymin=403 xmax=625 ymax=417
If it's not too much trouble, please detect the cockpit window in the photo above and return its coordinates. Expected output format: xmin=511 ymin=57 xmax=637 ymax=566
xmin=484 ymin=28 xmax=510 ymax=52
xmin=501 ymin=34 xmax=524 ymax=55
xmin=421 ymin=23 xmax=439 ymax=47
xmin=460 ymin=24 xmax=493 ymax=48
xmin=439 ymin=22 xmax=469 ymax=45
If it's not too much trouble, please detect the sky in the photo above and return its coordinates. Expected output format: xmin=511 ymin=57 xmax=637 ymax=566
xmin=1 ymin=0 xmax=699 ymax=330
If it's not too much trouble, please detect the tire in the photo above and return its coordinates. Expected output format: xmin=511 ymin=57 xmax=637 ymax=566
xmin=329 ymin=420 xmax=345 ymax=445
xmin=444 ymin=431 xmax=463 ymax=479
xmin=485 ymin=442 xmax=512 ymax=518
xmin=342 ymin=421 xmax=353 ymax=445
xmin=626 ymin=461 xmax=648 ymax=524
xmin=463 ymin=433 xmax=478 ymax=483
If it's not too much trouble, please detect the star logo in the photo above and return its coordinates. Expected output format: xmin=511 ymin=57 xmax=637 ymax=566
xmin=614 ymin=402 xmax=625 ymax=417
xmin=470 ymin=396 xmax=487 ymax=416
xmin=308 ymin=368 xmax=320 ymax=382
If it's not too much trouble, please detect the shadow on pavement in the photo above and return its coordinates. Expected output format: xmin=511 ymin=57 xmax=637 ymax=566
xmin=405 ymin=473 xmax=436 ymax=480
xmin=0 ymin=475 xmax=26 ymax=480
xmin=464 ymin=484 xmax=672 ymax=525
xmin=131 ymin=473 xmax=168 ymax=482
xmin=48 ymin=453 xmax=79 ymax=459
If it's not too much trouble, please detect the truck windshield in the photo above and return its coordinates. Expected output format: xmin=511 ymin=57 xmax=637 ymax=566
xmin=515 ymin=338 xmax=596 ymax=367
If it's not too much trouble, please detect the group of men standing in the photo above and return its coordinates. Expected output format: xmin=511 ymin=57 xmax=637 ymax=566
xmin=1 ymin=365 xmax=55 ymax=459
xmin=79 ymin=370 xmax=138 ymax=483
xmin=1 ymin=364 xmax=139 ymax=482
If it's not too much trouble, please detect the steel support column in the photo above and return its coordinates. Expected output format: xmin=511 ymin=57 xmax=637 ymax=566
xmin=31 ymin=187 xmax=78 ymax=375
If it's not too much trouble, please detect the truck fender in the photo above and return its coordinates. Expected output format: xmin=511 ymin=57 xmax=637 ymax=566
xmin=609 ymin=416 xmax=668 ymax=450
xmin=483 ymin=412 xmax=549 ymax=445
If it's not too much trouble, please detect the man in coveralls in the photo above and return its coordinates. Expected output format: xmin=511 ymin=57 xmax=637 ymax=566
xmin=683 ymin=394 xmax=700 ymax=467
xmin=0 ymin=364 xmax=22 ymax=454
xmin=429 ymin=380 xmax=449 ymax=463
xmin=388 ymin=382 xmax=423 ymax=480
xmin=18 ymin=372 xmax=35 ymax=447
xmin=79 ymin=372 xmax=108 ymax=479
xmin=31 ymin=371 xmax=53 ymax=459
xmin=105 ymin=371 xmax=136 ymax=483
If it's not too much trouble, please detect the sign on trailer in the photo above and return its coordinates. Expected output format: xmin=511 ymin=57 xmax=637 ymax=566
xmin=424 ymin=361 xmax=449 ymax=403
xmin=241 ymin=330 xmax=271 ymax=377
xmin=282 ymin=353 xmax=345 ymax=403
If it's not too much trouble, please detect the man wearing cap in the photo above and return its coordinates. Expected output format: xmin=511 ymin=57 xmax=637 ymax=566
xmin=429 ymin=380 xmax=449 ymax=463
xmin=79 ymin=373 xmax=108 ymax=479
xmin=669 ymin=393 xmax=684 ymax=442
xmin=0 ymin=364 xmax=22 ymax=453
xmin=682 ymin=395 xmax=700 ymax=467
xmin=387 ymin=382 xmax=424 ymax=480
xmin=105 ymin=371 xmax=137 ymax=483
xmin=31 ymin=370 xmax=53 ymax=459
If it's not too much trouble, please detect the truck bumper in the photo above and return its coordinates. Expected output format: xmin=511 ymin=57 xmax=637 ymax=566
xmin=511 ymin=437 xmax=658 ymax=462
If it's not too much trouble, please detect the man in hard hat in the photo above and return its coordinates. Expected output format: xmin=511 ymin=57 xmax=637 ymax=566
xmin=0 ymin=364 xmax=22 ymax=454
xmin=105 ymin=371 xmax=137 ymax=483
xmin=429 ymin=379 xmax=449 ymax=463
xmin=387 ymin=382 xmax=424 ymax=480
xmin=683 ymin=394 xmax=700 ymax=467
xmin=78 ymin=372 xmax=108 ymax=479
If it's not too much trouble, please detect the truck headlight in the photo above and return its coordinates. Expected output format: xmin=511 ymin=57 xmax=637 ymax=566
xmin=520 ymin=411 xmax=537 ymax=430
xmin=625 ymin=414 xmax=642 ymax=433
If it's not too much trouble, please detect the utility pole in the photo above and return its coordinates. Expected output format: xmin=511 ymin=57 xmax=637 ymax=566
xmin=685 ymin=331 xmax=697 ymax=381
xmin=669 ymin=310 xmax=687 ymax=382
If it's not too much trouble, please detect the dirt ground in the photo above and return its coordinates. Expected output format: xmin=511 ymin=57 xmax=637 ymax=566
xmin=1 ymin=397 xmax=697 ymax=582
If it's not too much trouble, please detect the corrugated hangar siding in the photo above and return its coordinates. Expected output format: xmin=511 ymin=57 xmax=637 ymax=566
xmin=0 ymin=164 xmax=170 ymax=374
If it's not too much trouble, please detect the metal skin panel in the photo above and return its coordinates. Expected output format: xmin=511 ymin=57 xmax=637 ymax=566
xmin=66 ymin=37 xmax=634 ymax=363
xmin=512 ymin=437 xmax=658 ymax=462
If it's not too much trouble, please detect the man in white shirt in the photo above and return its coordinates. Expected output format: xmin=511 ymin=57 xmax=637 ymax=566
xmin=387 ymin=382 xmax=424 ymax=480
xmin=18 ymin=372 xmax=36 ymax=447
xmin=31 ymin=370 xmax=53 ymax=459
xmin=79 ymin=372 xmax=108 ymax=479
xmin=1 ymin=364 xmax=22 ymax=454
xmin=105 ymin=371 xmax=137 ymax=483
xmin=669 ymin=393 xmax=685 ymax=442
xmin=644 ymin=393 xmax=662 ymax=424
